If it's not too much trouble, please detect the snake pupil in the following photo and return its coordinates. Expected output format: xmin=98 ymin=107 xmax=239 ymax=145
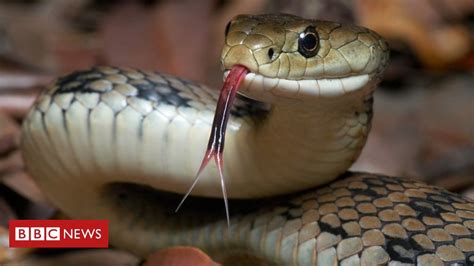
xmin=298 ymin=26 xmax=319 ymax=58
xmin=302 ymin=34 xmax=317 ymax=50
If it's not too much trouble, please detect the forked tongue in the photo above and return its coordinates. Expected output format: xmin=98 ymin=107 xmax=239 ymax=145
xmin=175 ymin=65 xmax=249 ymax=226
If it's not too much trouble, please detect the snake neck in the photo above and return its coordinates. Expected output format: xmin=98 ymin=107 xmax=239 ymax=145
xmin=244 ymin=89 xmax=374 ymax=195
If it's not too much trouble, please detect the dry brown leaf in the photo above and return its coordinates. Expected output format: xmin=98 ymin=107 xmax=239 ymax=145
xmin=354 ymin=0 xmax=472 ymax=69
xmin=144 ymin=246 xmax=219 ymax=266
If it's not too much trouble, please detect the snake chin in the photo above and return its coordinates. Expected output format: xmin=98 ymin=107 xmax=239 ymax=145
xmin=224 ymin=70 xmax=371 ymax=103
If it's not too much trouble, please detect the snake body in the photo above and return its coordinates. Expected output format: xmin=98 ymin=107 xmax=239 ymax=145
xmin=20 ymin=14 xmax=474 ymax=265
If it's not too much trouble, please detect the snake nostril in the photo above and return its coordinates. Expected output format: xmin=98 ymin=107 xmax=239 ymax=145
xmin=268 ymin=48 xmax=275 ymax=60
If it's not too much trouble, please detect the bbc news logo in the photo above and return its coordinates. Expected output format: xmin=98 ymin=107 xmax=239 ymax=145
xmin=9 ymin=220 xmax=108 ymax=248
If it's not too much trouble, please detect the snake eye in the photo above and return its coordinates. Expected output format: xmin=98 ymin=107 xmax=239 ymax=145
xmin=298 ymin=26 xmax=319 ymax=58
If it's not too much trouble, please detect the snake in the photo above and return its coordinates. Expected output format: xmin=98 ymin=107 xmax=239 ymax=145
xmin=20 ymin=14 xmax=474 ymax=265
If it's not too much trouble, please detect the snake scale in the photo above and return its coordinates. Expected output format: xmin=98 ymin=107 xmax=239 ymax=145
xmin=20 ymin=14 xmax=474 ymax=265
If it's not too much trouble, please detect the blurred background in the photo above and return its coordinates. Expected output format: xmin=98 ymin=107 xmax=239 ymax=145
xmin=0 ymin=0 xmax=472 ymax=264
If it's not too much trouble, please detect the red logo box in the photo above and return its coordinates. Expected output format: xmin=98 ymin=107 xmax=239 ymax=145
xmin=9 ymin=220 xmax=108 ymax=248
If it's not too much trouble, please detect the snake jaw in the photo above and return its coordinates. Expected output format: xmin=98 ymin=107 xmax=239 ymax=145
xmin=224 ymin=70 xmax=373 ymax=104
xmin=176 ymin=65 xmax=249 ymax=226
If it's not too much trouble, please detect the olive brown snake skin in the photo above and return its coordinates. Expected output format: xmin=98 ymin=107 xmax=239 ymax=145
xmin=20 ymin=14 xmax=474 ymax=265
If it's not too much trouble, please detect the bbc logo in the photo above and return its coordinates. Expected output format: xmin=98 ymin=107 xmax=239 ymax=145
xmin=10 ymin=220 xmax=108 ymax=248
xmin=15 ymin=227 xmax=60 ymax=241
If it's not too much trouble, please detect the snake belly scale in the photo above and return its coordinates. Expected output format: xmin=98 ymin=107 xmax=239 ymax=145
xmin=20 ymin=14 xmax=474 ymax=265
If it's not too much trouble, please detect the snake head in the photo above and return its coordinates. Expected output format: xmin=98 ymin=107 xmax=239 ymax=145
xmin=221 ymin=14 xmax=390 ymax=104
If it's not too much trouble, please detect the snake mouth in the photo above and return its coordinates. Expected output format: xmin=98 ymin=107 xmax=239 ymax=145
xmin=224 ymin=70 xmax=370 ymax=101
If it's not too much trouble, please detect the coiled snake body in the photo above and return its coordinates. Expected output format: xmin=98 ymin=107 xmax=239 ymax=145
xmin=20 ymin=14 xmax=474 ymax=265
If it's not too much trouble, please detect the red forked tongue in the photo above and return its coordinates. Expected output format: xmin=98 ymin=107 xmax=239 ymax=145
xmin=175 ymin=65 xmax=249 ymax=226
